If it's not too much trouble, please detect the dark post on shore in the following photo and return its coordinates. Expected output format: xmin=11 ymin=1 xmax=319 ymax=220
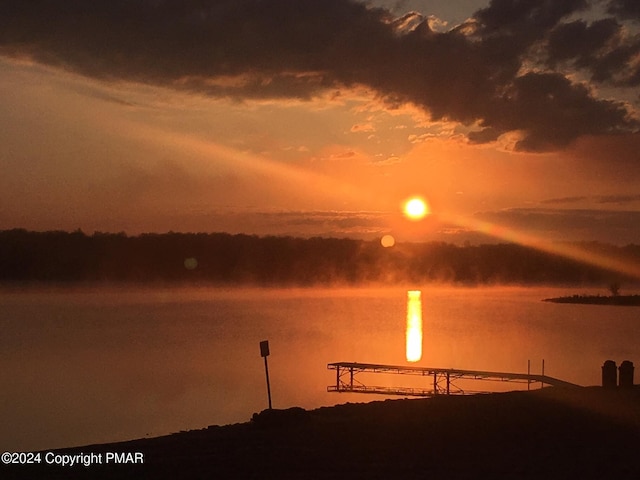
xmin=260 ymin=340 xmax=272 ymax=410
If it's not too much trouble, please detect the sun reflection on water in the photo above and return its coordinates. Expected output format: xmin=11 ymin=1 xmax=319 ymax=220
xmin=406 ymin=290 xmax=423 ymax=362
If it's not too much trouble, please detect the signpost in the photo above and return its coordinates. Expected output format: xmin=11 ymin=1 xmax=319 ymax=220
xmin=259 ymin=340 xmax=272 ymax=410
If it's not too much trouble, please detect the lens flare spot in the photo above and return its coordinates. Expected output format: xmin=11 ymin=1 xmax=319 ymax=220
xmin=184 ymin=257 xmax=198 ymax=270
xmin=380 ymin=235 xmax=395 ymax=248
xmin=406 ymin=290 xmax=423 ymax=363
xmin=404 ymin=197 xmax=429 ymax=220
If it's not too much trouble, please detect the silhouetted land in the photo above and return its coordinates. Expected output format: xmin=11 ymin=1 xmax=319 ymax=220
xmin=1 ymin=229 xmax=639 ymax=285
xmin=544 ymin=295 xmax=640 ymax=306
xmin=4 ymin=387 xmax=640 ymax=479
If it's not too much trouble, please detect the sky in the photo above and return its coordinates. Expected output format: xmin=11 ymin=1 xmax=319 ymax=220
xmin=1 ymin=0 xmax=640 ymax=245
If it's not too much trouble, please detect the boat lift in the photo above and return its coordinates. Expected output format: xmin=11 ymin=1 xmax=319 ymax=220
xmin=327 ymin=362 xmax=581 ymax=397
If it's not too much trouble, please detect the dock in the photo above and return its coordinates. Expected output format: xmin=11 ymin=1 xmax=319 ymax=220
xmin=327 ymin=362 xmax=581 ymax=397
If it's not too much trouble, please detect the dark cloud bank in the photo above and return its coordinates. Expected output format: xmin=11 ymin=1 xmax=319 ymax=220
xmin=1 ymin=0 xmax=638 ymax=151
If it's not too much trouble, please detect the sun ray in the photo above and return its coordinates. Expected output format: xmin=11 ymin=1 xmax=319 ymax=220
xmin=443 ymin=213 xmax=640 ymax=280
xmin=118 ymin=120 xmax=376 ymax=208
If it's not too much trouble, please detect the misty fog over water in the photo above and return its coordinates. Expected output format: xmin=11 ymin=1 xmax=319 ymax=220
xmin=1 ymin=285 xmax=638 ymax=452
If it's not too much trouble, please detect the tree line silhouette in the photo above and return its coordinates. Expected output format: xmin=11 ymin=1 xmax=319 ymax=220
xmin=0 ymin=229 xmax=638 ymax=286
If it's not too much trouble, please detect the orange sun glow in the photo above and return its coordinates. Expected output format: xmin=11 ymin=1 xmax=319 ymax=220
xmin=404 ymin=197 xmax=429 ymax=220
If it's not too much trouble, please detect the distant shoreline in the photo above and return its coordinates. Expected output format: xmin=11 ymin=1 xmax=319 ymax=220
xmin=543 ymin=294 xmax=640 ymax=306
xmin=2 ymin=229 xmax=640 ymax=286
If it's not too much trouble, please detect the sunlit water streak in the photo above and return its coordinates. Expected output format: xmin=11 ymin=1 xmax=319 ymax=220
xmin=406 ymin=290 xmax=422 ymax=362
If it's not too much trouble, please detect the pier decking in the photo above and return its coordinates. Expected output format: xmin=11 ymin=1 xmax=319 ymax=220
xmin=327 ymin=362 xmax=581 ymax=397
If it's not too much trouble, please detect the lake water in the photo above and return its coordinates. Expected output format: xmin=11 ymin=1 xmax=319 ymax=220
xmin=1 ymin=285 xmax=638 ymax=452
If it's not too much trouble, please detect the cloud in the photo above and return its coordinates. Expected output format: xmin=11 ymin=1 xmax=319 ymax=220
xmin=235 ymin=210 xmax=391 ymax=237
xmin=542 ymin=194 xmax=640 ymax=205
xmin=607 ymin=0 xmax=640 ymax=21
xmin=547 ymin=18 xmax=640 ymax=86
xmin=350 ymin=123 xmax=376 ymax=133
xmin=542 ymin=196 xmax=590 ymax=205
xmin=264 ymin=210 xmax=387 ymax=229
xmin=0 ymin=0 xmax=637 ymax=152
xmin=473 ymin=0 xmax=589 ymax=54
xmin=597 ymin=194 xmax=640 ymax=204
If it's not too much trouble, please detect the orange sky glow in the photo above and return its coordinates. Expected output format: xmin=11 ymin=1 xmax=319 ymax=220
xmin=1 ymin=0 xmax=640 ymax=248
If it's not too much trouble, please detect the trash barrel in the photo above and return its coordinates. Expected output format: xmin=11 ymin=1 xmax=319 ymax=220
xmin=618 ymin=360 xmax=634 ymax=388
xmin=602 ymin=360 xmax=617 ymax=388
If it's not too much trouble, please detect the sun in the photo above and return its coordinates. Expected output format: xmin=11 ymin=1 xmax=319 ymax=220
xmin=404 ymin=197 xmax=429 ymax=220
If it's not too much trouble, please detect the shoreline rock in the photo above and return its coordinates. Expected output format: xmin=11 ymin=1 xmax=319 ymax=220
xmin=5 ymin=387 xmax=640 ymax=479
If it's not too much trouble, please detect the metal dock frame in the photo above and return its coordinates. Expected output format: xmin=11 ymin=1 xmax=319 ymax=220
xmin=327 ymin=362 xmax=581 ymax=397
